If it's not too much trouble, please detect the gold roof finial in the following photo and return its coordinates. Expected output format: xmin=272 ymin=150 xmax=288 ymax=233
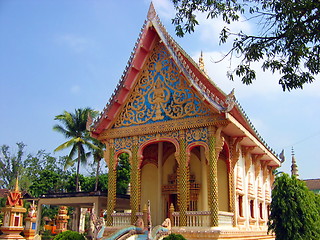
xmin=198 ymin=51 xmax=208 ymax=76
xmin=14 ymin=176 xmax=20 ymax=192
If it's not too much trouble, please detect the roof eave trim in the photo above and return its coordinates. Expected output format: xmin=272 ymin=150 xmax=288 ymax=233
xmin=225 ymin=112 xmax=281 ymax=167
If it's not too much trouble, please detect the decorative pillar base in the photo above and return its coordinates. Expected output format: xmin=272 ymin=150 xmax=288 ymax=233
xmin=0 ymin=227 xmax=25 ymax=240
xmin=23 ymin=216 xmax=37 ymax=240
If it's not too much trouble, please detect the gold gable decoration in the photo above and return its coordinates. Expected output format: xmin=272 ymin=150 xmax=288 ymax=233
xmin=114 ymin=41 xmax=211 ymax=128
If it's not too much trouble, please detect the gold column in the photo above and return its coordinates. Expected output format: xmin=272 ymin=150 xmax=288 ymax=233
xmin=177 ymin=130 xmax=189 ymax=226
xmin=130 ymin=137 xmax=141 ymax=224
xmin=207 ymin=126 xmax=224 ymax=227
xmin=106 ymin=141 xmax=116 ymax=226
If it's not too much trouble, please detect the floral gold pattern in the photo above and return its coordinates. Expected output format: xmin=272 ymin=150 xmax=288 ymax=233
xmin=114 ymin=42 xmax=210 ymax=128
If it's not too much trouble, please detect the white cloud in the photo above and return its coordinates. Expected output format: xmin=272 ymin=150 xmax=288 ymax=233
xmin=55 ymin=34 xmax=93 ymax=53
xmin=195 ymin=13 xmax=252 ymax=47
xmin=70 ymin=85 xmax=81 ymax=94
xmin=192 ymin=50 xmax=282 ymax=99
xmin=152 ymin=0 xmax=175 ymax=20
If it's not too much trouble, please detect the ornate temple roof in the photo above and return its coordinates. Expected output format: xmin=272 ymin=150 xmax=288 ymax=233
xmin=304 ymin=179 xmax=320 ymax=192
xmin=0 ymin=188 xmax=8 ymax=198
xmin=92 ymin=3 xmax=280 ymax=167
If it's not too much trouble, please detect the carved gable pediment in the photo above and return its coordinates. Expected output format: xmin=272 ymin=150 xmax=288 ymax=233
xmin=113 ymin=41 xmax=212 ymax=128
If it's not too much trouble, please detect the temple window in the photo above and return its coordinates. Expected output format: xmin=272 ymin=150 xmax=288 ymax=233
xmin=250 ymin=200 xmax=254 ymax=218
xmin=14 ymin=213 xmax=20 ymax=226
xmin=259 ymin=202 xmax=263 ymax=219
xmin=238 ymin=195 xmax=243 ymax=217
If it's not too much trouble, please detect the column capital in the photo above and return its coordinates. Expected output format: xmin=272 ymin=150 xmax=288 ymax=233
xmin=252 ymin=154 xmax=264 ymax=178
xmin=242 ymin=146 xmax=255 ymax=173
xmin=231 ymin=137 xmax=244 ymax=168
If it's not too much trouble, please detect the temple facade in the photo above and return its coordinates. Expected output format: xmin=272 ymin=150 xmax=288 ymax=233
xmin=91 ymin=4 xmax=280 ymax=239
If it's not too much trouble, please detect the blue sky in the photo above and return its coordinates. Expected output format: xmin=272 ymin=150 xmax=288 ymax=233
xmin=0 ymin=0 xmax=319 ymax=179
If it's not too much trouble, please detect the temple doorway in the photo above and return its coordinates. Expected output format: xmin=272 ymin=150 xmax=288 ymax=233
xmin=140 ymin=141 xmax=176 ymax=226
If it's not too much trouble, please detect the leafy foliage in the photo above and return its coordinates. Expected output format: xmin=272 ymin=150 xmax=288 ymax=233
xmin=116 ymin=153 xmax=131 ymax=195
xmin=41 ymin=205 xmax=59 ymax=225
xmin=163 ymin=233 xmax=187 ymax=240
xmin=0 ymin=197 xmax=5 ymax=225
xmin=172 ymin=0 xmax=320 ymax=91
xmin=0 ymin=142 xmax=26 ymax=189
xmin=53 ymin=108 xmax=100 ymax=191
xmin=29 ymin=169 xmax=69 ymax=197
xmin=53 ymin=230 xmax=86 ymax=240
xmin=90 ymin=138 xmax=106 ymax=191
xmin=64 ymin=173 xmax=107 ymax=192
xmin=24 ymin=152 xmax=72 ymax=195
xmin=268 ymin=173 xmax=320 ymax=240
xmin=41 ymin=230 xmax=55 ymax=240
xmin=0 ymin=141 xmax=108 ymax=197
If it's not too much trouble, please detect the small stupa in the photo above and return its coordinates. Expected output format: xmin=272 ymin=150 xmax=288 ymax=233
xmin=0 ymin=177 xmax=27 ymax=240
xmin=55 ymin=206 xmax=70 ymax=234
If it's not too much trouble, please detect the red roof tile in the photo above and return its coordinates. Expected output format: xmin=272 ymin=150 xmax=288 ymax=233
xmin=304 ymin=179 xmax=320 ymax=190
xmin=0 ymin=189 xmax=8 ymax=198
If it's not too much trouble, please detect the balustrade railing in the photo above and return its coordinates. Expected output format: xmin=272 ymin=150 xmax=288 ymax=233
xmin=111 ymin=212 xmax=131 ymax=226
xmin=111 ymin=211 xmax=233 ymax=228
xmin=111 ymin=212 xmax=143 ymax=227
xmin=172 ymin=211 xmax=234 ymax=227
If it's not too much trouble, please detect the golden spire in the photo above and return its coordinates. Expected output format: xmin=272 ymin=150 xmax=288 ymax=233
xmin=14 ymin=176 xmax=20 ymax=192
xmin=198 ymin=51 xmax=208 ymax=76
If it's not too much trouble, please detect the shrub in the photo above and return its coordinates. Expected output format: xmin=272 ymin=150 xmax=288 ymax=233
xmin=163 ymin=233 xmax=186 ymax=240
xmin=53 ymin=231 xmax=86 ymax=240
xmin=41 ymin=230 xmax=54 ymax=240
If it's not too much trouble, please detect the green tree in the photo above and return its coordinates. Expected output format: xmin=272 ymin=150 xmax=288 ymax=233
xmin=65 ymin=173 xmax=91 ymax=192
xmin=0 ymin=142 xmax=26 ymax=189
xmin=64 ymin=173 xmax=108 ymax=192
xmin=268 ymin=173 xmax=320 ymax=240
xmin=97 ymin=173 xmax=108 ymax=192
xmin=29 ymin=169 xmax=69 ymax=197
xmin=23 ymin=151 xmax=70 ymax=191
xmin=116 ymin=153 xmax=131 ymax=195
xmin=53 ymin=108 xmax=99 ymax=192
xmin=91 ymin=139 xmax=105 ymax=192
xmin=172 ymin=0 xmax=320 ymax=91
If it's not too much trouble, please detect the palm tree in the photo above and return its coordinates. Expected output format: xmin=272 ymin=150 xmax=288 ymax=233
xmin=53 ymin=108 xmax=98 ymax=192
xmin=91 ymin=138 xmax=105 ymax=191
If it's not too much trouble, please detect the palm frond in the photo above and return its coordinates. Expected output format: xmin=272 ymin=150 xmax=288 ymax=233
xmin=63 ymin=156 xmax=76 ymax=171
xmin=54 ymin=139 xmax=76 ymax=152
xmin=53 ymin=124 xmax=72 ymax=138
xmin=69 ymin=144 xmax=77 ymax=159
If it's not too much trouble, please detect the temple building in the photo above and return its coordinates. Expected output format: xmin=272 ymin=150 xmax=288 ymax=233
xmin=91 ymin=3 xmax=280 ymax=239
